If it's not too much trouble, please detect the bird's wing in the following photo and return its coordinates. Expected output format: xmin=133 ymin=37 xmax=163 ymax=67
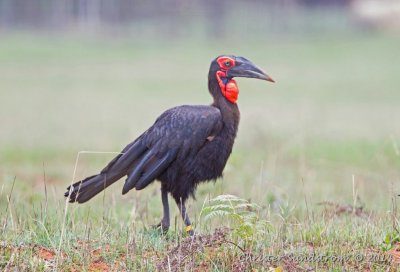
xmin=66 ymin=105 xmax=222 ymax=202
xmin=122 ymin=105 xmax=223 ymax=193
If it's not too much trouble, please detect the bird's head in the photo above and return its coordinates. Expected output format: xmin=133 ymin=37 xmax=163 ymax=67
xmin=209 ymin=55 xmax=274 ymax=104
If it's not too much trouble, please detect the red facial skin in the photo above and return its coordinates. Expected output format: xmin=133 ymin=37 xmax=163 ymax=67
xmin=215 ymin=57 xmax=239 ymax=104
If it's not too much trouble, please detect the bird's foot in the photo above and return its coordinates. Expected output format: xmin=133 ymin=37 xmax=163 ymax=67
xmin=185 ymin=225 xmax=194 ymax=236
xmin=152 ymin=222 xmax=169 ymax=234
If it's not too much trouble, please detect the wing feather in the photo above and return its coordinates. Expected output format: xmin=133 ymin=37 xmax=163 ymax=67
xmin=122 ymin=149 xmax=156 ymax=194
xmin=135 ymin=148 xmax=178 ymax=190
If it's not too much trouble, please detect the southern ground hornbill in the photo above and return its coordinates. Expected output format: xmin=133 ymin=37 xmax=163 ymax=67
xmin=65 ymin=55 xmax=274 ymax=235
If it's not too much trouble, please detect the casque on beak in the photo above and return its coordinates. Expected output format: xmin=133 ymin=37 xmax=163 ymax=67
xmin=227 ymin=57 xmax=275 ymax=83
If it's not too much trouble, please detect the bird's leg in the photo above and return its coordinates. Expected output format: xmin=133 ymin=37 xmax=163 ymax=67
xmin=177 ymin=198 xmax=194 ymax=236
xmin=154 ymin=187 xmax=170 ymax=233
xmin=161 ymin=188 xmax=170 ymax=229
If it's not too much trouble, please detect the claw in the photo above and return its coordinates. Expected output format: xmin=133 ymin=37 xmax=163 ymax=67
xmin=185 ymin=225 xmax=194 ymax=236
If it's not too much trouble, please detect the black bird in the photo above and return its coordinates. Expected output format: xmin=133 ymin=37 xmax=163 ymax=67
xmin=65 ymin=55 xmax=274 ymax=234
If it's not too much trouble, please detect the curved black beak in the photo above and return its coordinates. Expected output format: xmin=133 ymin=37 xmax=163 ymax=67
xmin=227 ymin=57 xmax=275 ymax=83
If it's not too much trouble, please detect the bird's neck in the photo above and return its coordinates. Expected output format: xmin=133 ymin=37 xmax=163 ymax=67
xmin=215 ymin=71 xmax=239 ymax=103
xmin=209 ymin=77 xmax=240 ymax=134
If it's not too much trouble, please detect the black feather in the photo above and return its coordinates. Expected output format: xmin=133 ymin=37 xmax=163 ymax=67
xmin=65 ymin=139 xmax=147 ymax=203
xmin=122 ymin=149 xmax=156 ymax=194
xmin=135 ymin=148 xmax=178 ymax=190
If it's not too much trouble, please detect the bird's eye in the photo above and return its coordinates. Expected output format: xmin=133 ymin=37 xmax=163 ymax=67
xmin=224 ymin=61 xmax=231 ymax=67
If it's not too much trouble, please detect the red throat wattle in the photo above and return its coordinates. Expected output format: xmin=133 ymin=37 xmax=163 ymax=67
xmin=216 ymin=71 xmax=239 ymax=104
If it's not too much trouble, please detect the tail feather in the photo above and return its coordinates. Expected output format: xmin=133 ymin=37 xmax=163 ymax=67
xmin=65 ymin=171 xmax=124 ymax=203
xmin=65 ymin=140 xmax=147 ymax=203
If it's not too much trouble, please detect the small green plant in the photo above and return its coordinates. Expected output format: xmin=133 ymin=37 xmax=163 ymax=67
xmin=200 ymin=194 xmax=268 ymax=246
xmin=381 ymin=230 xmax=400 ymax=251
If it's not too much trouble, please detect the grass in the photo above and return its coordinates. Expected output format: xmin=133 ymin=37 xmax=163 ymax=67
xmin=0 ymin=31 xmax=400 ymax=271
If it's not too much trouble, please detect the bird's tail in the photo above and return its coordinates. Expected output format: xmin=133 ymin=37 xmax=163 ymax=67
xmin=65 ymin=171 xmax=124 ymax=203
xmin=65 ymin=140 xmax=147 ymax=203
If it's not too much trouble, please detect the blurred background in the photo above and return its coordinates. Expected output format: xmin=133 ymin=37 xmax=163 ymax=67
xmin=0 ymin=0 xmax=399 ymax=218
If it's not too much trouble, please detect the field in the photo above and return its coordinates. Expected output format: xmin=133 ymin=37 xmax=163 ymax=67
xmin=0 ymin=32 xmax=400 ymax=271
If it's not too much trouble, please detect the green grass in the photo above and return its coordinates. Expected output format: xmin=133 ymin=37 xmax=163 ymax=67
xmin=0 ymin=31 xmax=400 ymax=271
